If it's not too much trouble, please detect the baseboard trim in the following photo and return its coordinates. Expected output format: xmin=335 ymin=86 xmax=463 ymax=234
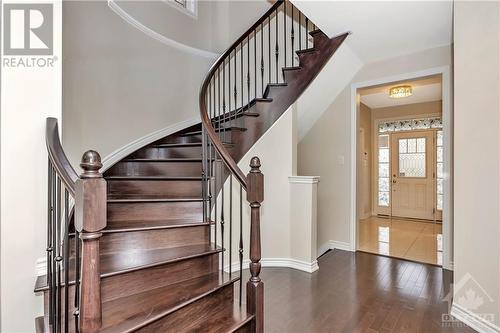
xmin=101 ymin=117 xmax=199 ymax=172
xmin=317 ymin=240 xmax=353 ymax=257
xmin=450 ymin=302 xmax=500 ymax=333
xmin=225 ymin=258 xmax=319 ymax=274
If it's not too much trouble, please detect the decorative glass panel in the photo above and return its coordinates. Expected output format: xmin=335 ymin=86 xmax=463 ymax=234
xmin=378 ymin=191 xmax=389 ymax=206
xmin=379 ymin=148 xmax=389 ymax=163
xmin=437 ymin=130 xmax=443 ymax=146
xmin=399 ymin=137 xmax=426 ymax=177
xmin=437 ymin=194 xmax=443 ymax=210
xmin=379 ymin=135 xmax=389 ymax=148
xmin=436 ymin=130 xmax=444 ymax=211
xmin=378 ymin=134 xmax=391 ymax=207
xmin=437 ymin=146 xmax=443 ymax=162
xmin=417 ymin=138 xmax=426 ymax=153
xmin=437 ymin=162 xmax=444 ymax=179
xmin=379 ymin=178 xmax=389 ymax=192
xmin=399 ymin=139 xmax=407 ymax=153
xmin=407 ymin=138 xmax=417 ymax=153
xmin=379 ymin=163 xmax=389 ymax=178
xmin=378 ymin=117 xmax=442 ymax=133
xmin=437 ymin=178 xmax=444 ymax=195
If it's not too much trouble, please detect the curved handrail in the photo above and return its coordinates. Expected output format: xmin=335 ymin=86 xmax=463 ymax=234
xmin=46 ymin=117 xmax=78 ymax=196
xmin=199 ymin=0 xmax=284 ymax=189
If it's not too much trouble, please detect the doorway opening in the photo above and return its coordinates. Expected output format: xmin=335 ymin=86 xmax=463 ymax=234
xmin=354 ymin=73 xmax=450 ymax=266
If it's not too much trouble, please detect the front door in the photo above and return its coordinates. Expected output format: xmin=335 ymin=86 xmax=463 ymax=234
xmin=390 ymin=131 xmax=435 ymax=220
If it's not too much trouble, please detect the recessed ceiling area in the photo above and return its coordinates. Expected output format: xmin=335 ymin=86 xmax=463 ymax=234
xmin=359 ymin=75 xmax=442 ymax=109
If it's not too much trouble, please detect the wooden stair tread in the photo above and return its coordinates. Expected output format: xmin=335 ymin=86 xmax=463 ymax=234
xmin=172 ymin=302 xmax=254 ymax=333
xmin=183 ymin=126 xmax=247 ymax=137
xmin=107 ymin=196 xmax=204 ymax=203
xmin=296 ymin=47 xmax=317 ymax=55
xmin=99 ymin=272 xmax=238 ymax=333
xmin=105 ymin=219 xmax=212 ymax=232
xmin=34 ymin=244 xmax=221 ymax=292
xmin=120 ymin=158 xmax=203 ymax=162
xmin=105 ymin=176 xmax=203 ymax=180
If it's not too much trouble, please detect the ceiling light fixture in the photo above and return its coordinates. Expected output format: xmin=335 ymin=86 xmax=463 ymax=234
xmin=389 ymin=85 xmax=412 ymax=98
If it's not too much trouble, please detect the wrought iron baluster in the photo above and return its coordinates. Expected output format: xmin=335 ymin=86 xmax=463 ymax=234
xmin=268 ymin=17 xmax=271 ymax=84
xmin=239 ymin=184 xmax=243 ymax=306
xmin=220 ymin=165 xmax=225 ymax=273
xmin=299 ymin=12 xmax=302 ymax=50
xmin=261 ymin=23 xmax=264 ymax=96
xmin=291 ymin=5 xmax=295 ymax=66
xmin=63 ymin=189 xmax=69 ymax=333
xmin=47 ymin=162 xmax=54 ymax=326
xmin=56 ymin=177 xmax=62 ymax=333
xmin=241 ymin=43 xmax=244 ymax=112
xmin=247 ymin=36 xmax=250 ymax=107
xmin=228 ymin=54 xmax=232 ymax=128
xmin=229 ymin=175 xmax=233 ymax=276
xmin=284 ymin=1 xmax=287 ymax=69
xmin=275 ymin=8 xmax=279 ymax=83
xmin=305 ymin=17 xmax=309 ymax=48
xmin=254 ymin=30 xmax=257 ymax=100
xmin=234 ymin=48 xmax=237 ymax=121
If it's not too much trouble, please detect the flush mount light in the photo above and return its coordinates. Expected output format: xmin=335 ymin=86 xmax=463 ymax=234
xmin=389 ymin=85 xmax=412 ymax=98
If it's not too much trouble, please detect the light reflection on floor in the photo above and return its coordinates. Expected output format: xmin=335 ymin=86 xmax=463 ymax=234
xmin=358 ymin=216 xmax=443 ymax=265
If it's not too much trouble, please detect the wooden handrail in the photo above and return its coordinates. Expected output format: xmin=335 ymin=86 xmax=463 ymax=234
xmin=46 ymin=117 xmax=78 ymax=196
xmin=199 ymin=0 xmax=283 ymax=189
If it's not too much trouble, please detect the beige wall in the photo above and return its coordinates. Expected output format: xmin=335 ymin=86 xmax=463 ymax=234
xmin=62 ymin=1 xmax=272 ymax=167
xmin=453 ymin=1 xmax=500 ymax=327
xmin=358 ymin=103 xmax=372 ymax=218
xmin=298 ymin=45 xmax=451 ymax=249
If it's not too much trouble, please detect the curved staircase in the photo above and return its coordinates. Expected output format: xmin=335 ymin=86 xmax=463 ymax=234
xmin=35 ymin=1 xmax=348 ymax=332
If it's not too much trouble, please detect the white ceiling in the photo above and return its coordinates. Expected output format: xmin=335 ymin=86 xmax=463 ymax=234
xmin=360 ymin=82 xmax=442 ymax=109
xmin=291 ymin=1 xmax=453 ymax=63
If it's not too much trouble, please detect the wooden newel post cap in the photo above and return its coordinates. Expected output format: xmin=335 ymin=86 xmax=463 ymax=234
xmin=247 ymin=156 xmax=264 ymax=204
xmin=80 ymin=150 xmax=103 ymax=178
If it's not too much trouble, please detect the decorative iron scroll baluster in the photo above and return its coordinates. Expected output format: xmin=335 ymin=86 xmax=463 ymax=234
xmin=220 ymin=165 xmax=225 ymax=274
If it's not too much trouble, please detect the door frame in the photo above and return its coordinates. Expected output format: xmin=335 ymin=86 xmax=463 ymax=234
xmin=350 ymin=66 xmax=453 ymax=270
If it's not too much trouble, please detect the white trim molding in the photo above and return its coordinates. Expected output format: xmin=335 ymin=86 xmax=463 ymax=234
xmin=226 ymin=258 xmax=319 ymax=274
xmin=451 ymin=302 xmax=500 ymax=333
xmin=317 ymin=240 xmax=352 ymax=257
xmin=101 ymin=117 xmax=199 ymax=172
xmin=108 ymin=0 xmax=217 ymax=59
xmin=288 ymin=176 xmax=320 ymax=184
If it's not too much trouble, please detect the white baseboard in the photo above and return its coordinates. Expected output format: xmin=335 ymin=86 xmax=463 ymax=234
xmin=225 ymin=258 xmax=319 ymax=274
xmin=317 ymin=240 xmax=353 ymax=257
xmin=451 ymin=302 xmax=500 ymax=333
xmin=36 ymin=257 xmax=47 ymax=276
xmin=101 ymin=117 xmax=199 ymax=172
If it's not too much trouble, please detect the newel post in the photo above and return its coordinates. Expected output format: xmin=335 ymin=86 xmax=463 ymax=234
xmin=75 ymin=151 xmax=106 ymax=333
xmin=246 ymin=156 xmax=264 ymax=333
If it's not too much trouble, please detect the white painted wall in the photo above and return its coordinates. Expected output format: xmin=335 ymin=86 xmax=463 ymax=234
xmin=298 ymin=46 xmax=451 ymax=253
xmin=452 ymin=2 xmax=500 ymax=330
xmin=1 ymin=1 xmax=62 ymax=331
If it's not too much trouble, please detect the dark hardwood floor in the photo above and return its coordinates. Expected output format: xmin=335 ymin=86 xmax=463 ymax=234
xmin=238 ymin=250 xmax=476 ymax=333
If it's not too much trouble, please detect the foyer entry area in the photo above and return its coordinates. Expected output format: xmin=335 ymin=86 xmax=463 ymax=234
xmin=358 ymin=216 xmax=443 ymax=265
xmin=355 ymin=74 xmax=448 ymax=266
